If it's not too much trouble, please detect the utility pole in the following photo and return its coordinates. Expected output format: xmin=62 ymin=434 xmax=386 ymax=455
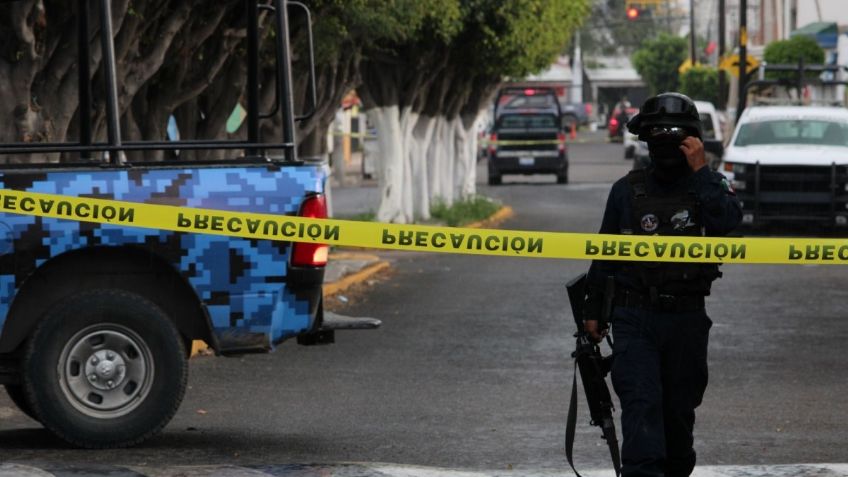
xmin=665 ymin=0 xmax=673 ymax=33
xmin=718 ymin=0 xmax=726 ymax=109
xmin=737 ymin=0 xmax=748 ymax=122
xmin=689 ymin=0 xmax=697 ymax=65
xmin=571 ymin=32 xmax=583 ymax=105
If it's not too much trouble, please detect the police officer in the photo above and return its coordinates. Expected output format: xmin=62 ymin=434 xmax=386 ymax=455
xmin=584 ymin=93 xmax=742 ymax=477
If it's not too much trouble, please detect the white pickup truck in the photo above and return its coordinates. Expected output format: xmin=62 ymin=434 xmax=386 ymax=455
xmin=720 ymin=106 xmax=848 ymax=228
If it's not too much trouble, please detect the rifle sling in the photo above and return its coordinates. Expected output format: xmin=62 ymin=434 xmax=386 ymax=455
xmin=565 ymin=360 xmax=583 ymax=477
xmin=566 ymin=358 xmax=623 ymax=477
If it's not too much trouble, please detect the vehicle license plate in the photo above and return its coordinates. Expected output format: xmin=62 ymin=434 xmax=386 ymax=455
xmin=519 ymin=157 xmax=535 ymax=166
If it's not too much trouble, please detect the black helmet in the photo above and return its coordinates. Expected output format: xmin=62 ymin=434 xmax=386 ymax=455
xmin=626 ymin=92 xmax=702 ymax=140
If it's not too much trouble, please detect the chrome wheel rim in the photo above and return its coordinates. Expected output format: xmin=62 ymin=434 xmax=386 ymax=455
xmin=58 ymin=324 xmax=154 ymax=418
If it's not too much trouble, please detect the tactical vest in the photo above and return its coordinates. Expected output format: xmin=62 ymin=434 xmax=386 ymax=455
xmin=623 ymin=169 xmax=721 ymax=295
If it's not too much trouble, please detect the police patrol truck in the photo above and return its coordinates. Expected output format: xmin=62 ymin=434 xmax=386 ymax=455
xmin=0 ymin=0 xmax=378 ymax=448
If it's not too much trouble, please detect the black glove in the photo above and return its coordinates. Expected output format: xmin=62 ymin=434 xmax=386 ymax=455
xmin=583 ymin=290 xmax=605 ymax=324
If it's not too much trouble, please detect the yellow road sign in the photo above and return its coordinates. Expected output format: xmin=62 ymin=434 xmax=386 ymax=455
xmin=719 ymin=54 xmax=760 ymax=77
xmin=678 ymin=59 xmax=699 ymax=74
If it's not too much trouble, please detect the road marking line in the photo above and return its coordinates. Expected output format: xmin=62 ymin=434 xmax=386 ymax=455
xmin=323 ymin=261 xmax=390 ymax=297
xmin=3 ymin=463 xmax=848 ymax=476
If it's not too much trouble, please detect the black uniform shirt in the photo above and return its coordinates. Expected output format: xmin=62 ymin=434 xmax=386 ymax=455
xmin=586 ymin=166 xmax=743 ymax=295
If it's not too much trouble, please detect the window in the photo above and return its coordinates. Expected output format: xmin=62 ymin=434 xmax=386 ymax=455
xmin=734 ymin=119 xmax=848 ymax=146
xmin=498 ymin=114 xmax=557 ymax=129
xmin=699 ymin=113 xmax=716 ymax=139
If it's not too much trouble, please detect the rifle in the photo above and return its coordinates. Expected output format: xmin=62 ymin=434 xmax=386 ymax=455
xmin=565 ymin=273 xmax=621 ymax=477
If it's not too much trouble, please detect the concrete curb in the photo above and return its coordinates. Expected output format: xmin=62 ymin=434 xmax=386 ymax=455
xmin=323 ymin=260 xmax=390 ymax=297
xmin=465 ymin=205 xmax=514 ymax=229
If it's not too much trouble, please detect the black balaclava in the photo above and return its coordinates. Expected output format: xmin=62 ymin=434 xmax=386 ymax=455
xmin=646 ymin=133 xmax=693 ymax=181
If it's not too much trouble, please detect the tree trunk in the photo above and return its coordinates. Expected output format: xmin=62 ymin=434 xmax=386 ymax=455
xmin=454 ymin=112 xmax=481 ymax=200
xmin=428 ymin=115 xmax=456 ymax=206
xmin=366 ymin=105 xmax=410 ymax=223
xmin=410 ymin=114 xmax=436 ymax=220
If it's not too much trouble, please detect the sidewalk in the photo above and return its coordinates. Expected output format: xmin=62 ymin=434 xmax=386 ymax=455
xmin=327 ymin=151 xmax=380 ymax=219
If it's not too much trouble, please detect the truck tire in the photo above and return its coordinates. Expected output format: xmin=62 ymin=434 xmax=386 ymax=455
xmin=556 ymin=168 xmax=569 ymax=184
xmin=3 ymin=384 xmax=38 ymax=421
xmin=21 ymin=289 xmax=187 ymax=448
xmin=488 ymin=174 xmax=502 ymax=186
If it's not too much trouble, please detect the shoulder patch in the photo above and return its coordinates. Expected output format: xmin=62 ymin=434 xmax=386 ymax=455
xmin=640 ymin=214 xmax=659 ymax=232
xmin=721 ymin=178 xmax=736 ymax=195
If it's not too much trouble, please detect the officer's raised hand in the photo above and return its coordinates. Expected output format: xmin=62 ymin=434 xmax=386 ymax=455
xmin=680 ymin=136 xmax=707 ymax=172
xmin=584 ymin=320 xmax=608 ymax=343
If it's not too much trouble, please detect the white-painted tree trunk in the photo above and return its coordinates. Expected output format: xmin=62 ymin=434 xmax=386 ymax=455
xmin=399 ymin=108 xmax=417 ymax=222
xmin=368 ymin=107 xmax=480 ymax=223
xmin=410 ymin=114 xmax=437 ymax=220
xmin=428 ymin=116 xmax=456 ymax=206
xmin=452 ymin=115 xmax=480 ymax=200
xmin=366 ymin=105 xmax=410 ymax=223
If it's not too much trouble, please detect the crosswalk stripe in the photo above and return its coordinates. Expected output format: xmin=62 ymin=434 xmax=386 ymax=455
xmin=1 ymin=463 xmax=846 ymax=477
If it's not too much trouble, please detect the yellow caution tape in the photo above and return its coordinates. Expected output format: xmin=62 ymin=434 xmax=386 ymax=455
xmin=331 ymin=131 xmax=378 ymax=139
xmin=481 ymin=139 xmax=566 ymax=146
xmin=331 ymin=135 xmax=567 ymax=146
xmin=0 ymin=189 xmax=846 ymax=265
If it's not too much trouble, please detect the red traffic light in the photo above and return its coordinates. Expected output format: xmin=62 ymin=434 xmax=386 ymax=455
xmin=626 ymin=7 xmax=640 ymax=19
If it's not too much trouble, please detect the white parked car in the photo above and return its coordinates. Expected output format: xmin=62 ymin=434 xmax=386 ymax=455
xmin=721 ymin=106 xmax=848 ymax=228
xmin=626 ymin=100 xmax=724 ymax=170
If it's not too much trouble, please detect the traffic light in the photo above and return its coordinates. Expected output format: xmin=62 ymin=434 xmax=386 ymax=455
xmin=625 ymin=0 xmax=658 ymax=20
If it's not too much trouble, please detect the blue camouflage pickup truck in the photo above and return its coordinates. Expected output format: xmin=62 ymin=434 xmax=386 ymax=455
xmin=0 ymin=0 xmax=377 ymax=448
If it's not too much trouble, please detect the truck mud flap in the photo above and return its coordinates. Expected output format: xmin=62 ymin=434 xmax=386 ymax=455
xmin=297 ymin=312 xmax=381 ymax=346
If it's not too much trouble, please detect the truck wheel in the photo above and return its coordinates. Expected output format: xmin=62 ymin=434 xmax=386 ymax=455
xmin=488 ymin=174 xmax=502 ymax=186
xmin=556 ymin=169 xmax=569 ymax=184
xmin=4 ymin=385 xmax=38 ymax=421
xmin=21 ymin=289 xmax=187 ymax=448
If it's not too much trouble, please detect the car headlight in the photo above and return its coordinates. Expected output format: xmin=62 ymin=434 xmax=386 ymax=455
xmin=723 ymin=162 xmax=746 ymax=174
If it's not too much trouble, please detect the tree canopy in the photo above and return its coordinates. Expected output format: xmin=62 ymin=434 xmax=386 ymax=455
xmin=357 ymin=0 xmax=590 ymax=118
xmin=0 ymin=0 xmax=588 ymax=165
xmin=632 ymin=33 xmax=688 ymax=94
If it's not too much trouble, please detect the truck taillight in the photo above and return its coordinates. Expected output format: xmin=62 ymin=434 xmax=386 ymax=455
xmin=557 ymin=132 xmax=566 ymax=152
xmin=488 ymin=133 xmax=498 ymax=154
xmin=292 ymin=194 xmax=328 ymax=267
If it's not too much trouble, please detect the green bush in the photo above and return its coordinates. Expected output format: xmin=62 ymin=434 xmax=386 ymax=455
xmin=430 ymin=196 xmax=501 ymax=227
xmin=679 ymin=65 xmax=719 ymax=105
xmin=763 ymin=35 xmax=825 ymax=80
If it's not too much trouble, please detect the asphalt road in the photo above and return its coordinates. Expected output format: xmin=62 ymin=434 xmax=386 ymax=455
xmin=1 ymin=138 xmax=846 ymax=473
